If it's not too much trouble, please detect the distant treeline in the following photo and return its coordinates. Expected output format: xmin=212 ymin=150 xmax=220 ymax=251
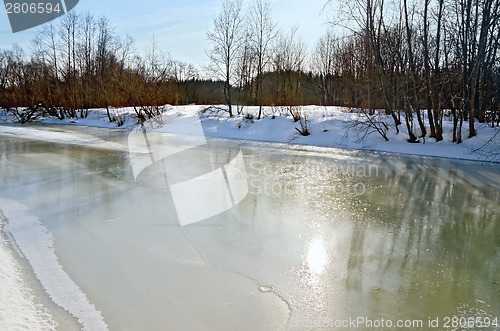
xmin=1 ymin=0 xmax=499 ymax=144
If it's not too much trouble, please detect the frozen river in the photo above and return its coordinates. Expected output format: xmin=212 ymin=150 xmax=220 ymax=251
xmin=1 ymin=123 xmax=500 ymax=330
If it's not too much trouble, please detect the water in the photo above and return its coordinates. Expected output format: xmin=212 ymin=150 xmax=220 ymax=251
xmin=0 ymin=123 xmax=499 ymax=330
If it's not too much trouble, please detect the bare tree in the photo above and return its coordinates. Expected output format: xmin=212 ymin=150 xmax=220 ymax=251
xmin=327 ymin=0 xmax=403 ymax=133
xmin=450 ymin=0 xmax=500 ymax=139
xmin=272 ymin=26 xmax=307 ymax=107
xmin=132 ymin=36 xmax=175 ymax=118
xmin=422 ymin=0 xmax=445 ymax=141
xmin=32 ymin=23 xmax=64 ymax=117
xmin=171 ymin=60 xmax=198 ymax=105
xmin=311 ymin=29 xmax=339 ymax=106
xmin=249 ymin=0 xmax=277 ymax=119
xmin=0 ymin=51 xmax=8 ymax=107
xmin=206 ymin=0 xmax=245 ymax=117
xmin=33 ymin=23 xmax=60 ymax=81
xmin=77 ymin=12 xmax=97 ymax=117
xmin=96 ymin=16 xmax=116 ymax=122
xmin=60 ymin=11 xmax=80 ymax=115
xmin=403 ymin=0 xmax=427 ymax=139
xmin=235 ymin=26 xmax=256 ymax=113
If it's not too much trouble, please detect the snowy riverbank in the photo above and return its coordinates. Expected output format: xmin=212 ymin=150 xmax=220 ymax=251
xmin=0 ymin=216 xmax=57 ymax=330
xmin=2 ymin=105 xmax=498 ymax=162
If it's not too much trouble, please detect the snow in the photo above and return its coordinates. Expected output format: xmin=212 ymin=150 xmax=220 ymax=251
xmin=0 ymin=125 xmax=95 ymax=143
xmin=0 ymin=120 xmax=129 ymax=151
xmin=0 ymin=216 xmax=57 ymax=331
xmin=0 ymin=198 xmax=108 ymax=331
xmin=2 ymin=105 xmax=496 ymax=162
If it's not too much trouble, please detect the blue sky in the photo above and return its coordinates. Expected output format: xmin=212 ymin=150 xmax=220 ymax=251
xmin=1 ymin=0 xmax=331 ymax=68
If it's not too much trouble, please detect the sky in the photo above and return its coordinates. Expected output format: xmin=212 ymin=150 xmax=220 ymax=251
xmin=0 ymin=0 xmax=333 ymax=69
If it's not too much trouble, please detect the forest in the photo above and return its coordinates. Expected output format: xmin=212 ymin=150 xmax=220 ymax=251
xmin=0 ymin=0 xmax=499 ymax=144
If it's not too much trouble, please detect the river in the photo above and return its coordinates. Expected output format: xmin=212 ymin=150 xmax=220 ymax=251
xmin=0 ymin=123 xmax=499 ymax=330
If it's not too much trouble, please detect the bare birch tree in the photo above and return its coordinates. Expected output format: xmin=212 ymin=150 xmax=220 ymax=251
xmin=207 ymin=0 xmax=245 ymax=117
xmin=249 ymin=0 xmax=277 ymax=119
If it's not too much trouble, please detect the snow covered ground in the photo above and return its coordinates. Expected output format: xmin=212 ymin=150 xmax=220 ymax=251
xmin=0 ymin=199 xmax=107 ymax=331
xmin=1 ymin=105 xmax=498 ymax=162
xmin=0 ymin=216 xmax=57 ymax=330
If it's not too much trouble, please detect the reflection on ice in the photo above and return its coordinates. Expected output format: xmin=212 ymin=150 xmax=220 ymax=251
xmin=307 ymin=238 xmax=327 ymax=274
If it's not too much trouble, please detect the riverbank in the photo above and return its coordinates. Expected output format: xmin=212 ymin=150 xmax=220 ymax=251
xmin=0 ymin=212 xmax=82 ymax=331
xmin=0 ymin=215 xmax=57 ymax=330
xmin=1 ymin=105 xmax=499 ymax=163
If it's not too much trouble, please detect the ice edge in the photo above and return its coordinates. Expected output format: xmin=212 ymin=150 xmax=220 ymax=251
xmin=0 ymin=197 xmax=108 ymax=331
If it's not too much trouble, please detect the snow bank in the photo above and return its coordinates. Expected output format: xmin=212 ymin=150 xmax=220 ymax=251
xmin=0 ymin=122 xmax=130 ymax=151
xmin=0 ymin=216 xmax=57 ymax=330
xmin=2 ymin=105 xmax=498 ymax=162
xmin=0 ymin=198 xmax=108 ymax=331
xmin=0 ymin=125 xmax=94 ymax=143
xmin=196 ymin=105 xmax=500 ymax=162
